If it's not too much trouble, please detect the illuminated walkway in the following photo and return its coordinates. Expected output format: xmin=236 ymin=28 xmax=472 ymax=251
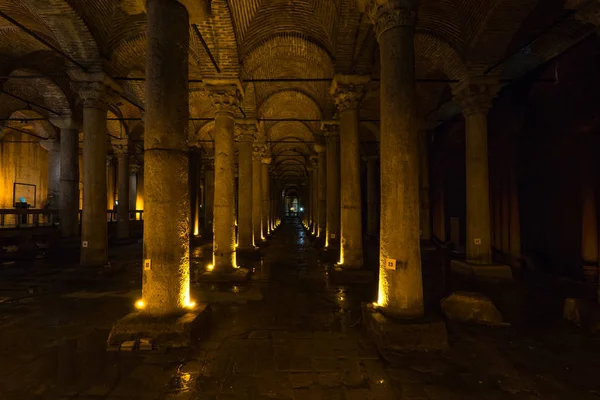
xmin=1 ymin=219 xmax=600 ymax=398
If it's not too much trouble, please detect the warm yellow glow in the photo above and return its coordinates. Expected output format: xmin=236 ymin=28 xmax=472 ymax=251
xmin=135 ymin=196 xmax=144 ymax=220
xmin=185 ymin=300 xmax=196 ymax=309
xmin=207 ymin=264 xmax=214 ymax=271
xmin=339 ymin=246 xmax=344 ymax=265
xmin=377 ymin=259 xmax=389 ymax=307
xmin=135 ymin=300 xmax=145 ymax=309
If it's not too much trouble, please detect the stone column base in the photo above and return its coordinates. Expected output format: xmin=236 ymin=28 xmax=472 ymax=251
xmin=328 ymin=265 xmax=373 ymax=284
xmin=107 ymin=305 xmax=211 ymax=349
xmin=450 ymin=260 xmax=513 ymax=280
xmin=362 ymin=303 xmax=448 ymax=352
xmin=197 ymin=267 xmax=251 ymax=283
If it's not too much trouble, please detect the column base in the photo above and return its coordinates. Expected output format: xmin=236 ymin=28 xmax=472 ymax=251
xmin=362 ymin=303 xmax=448 ymax=352
xmin=328 ymin=265 xmax=373 ymax=284
xmin=450 ymin=260 xmax=513 ymax=280
xmin=107 ymin=305 xmax=211 ymax=349
xmin=197 ymin=267 xmax=251 ymax=283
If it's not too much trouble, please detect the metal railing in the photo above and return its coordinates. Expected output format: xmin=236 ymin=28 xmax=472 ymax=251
xmin=0 ymin=209 xmax=144 ymax=229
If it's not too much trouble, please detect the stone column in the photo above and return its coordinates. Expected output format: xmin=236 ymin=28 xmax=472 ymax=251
xmin=129 ymin=158 xmax=139 ymax=212
xmin=106 ymin=155 xmax=115 ymax=210
xmin=581 ymin=155 xmax=598 ymax=282
xmin=509 ymin=158 xmax=521 ymax=260
xmin=235 ymin=121 xmax=256 ymax=250
xmin=315 ymin=145 xmax=327 ymax=238
xmin=189 ymin=149 xmax=201 ymax=236
xmin=69 ymin=71 xmax=122 ymax=268
xmin=261 ymin=156 xmax=271 ymax=238
xmin=331 ymin=76 xmax=369 ymax=267
xmin=432 ymin=174 xmax=446 ymax=241
xmin=364 ymin=154 xmax=379 ymax=237
xmin=207 ymin=81 xmax=243 ymax=272
xmin=252 ymin=145 xmax=263 ymax=243
xmin=367 ymin=0 xmax=422 ymax=317
xmin=452 ymin=76 xmax=499 ymax=265
xmin=305 ymin=169 xmax=313 ymax=228
xmin=322 ymin=122 xmax=340 ymax=250
xmin=203 ymin=158 xmax=215 ymax=239
xmin=419 ymin=127 xmax=432 ymax=242
xmin=142 ymin=0 xmax=190 ymax=313
xmin=51 ymin=118 xmax=80 ymax=238
xmin=40 ymin=138 xmax=60 ymax=209
xmin=311 ymin=157 xmax=319 ymax=235
xmin=114 ymin=141 xmax=130 ymax=240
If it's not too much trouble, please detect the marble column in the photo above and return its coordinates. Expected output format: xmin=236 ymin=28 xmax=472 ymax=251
xmin=203 ymin=158 xmax=215 ymax=239
xmin=235 ymin=122 xmax=256 ymax=250
xmin=114 ymin=142 xmax=130 ymax=240
xmin=40 ymin=138 xmax=60 ymax=209
xmin=315 ymin=145 xmax=327 ymax=238
xmin=331 ymin=76 xmax=368 ymax=267
xmin=311 ymin=157 xmax=319 ymax=235
xmin=189 ymin=149 xmax=201 ymax=236
xmin=452 ymin=76 xmax=499 ymax=265
xmin=419 ymin=127 xmax=432 ymax=242
xmin=322 ymin=122 xmax=340 ymax=250
xmin=364 ymin=154 xmax=379 ymax=237
xmin=252 ymin=145 xmax=263 ymax=243
xmin=261 ymin=156 xmax=271 ymax=238
xmin=129 ymin=158 xmax=139 ymax=212
xmin=142 ymin=0 xmax=190 ymax=313
xmin=106 ymin=155 xmax=115 ymax=210
xmin=207 ymin=81 xmax=243 ymax=272
xmin=70 ymin=71 xmax=121 ymax=268
xmin=367 ymin=0 xmax=422 ymax=317
xmin=51 ymin=118 xmax=80 ymax=238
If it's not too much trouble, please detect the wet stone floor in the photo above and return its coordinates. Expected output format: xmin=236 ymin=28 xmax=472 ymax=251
xmin=1 ymin=219 xmax=600 ymax=399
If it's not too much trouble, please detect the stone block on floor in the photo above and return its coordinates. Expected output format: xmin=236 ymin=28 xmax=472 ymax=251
xmin=107 ymin=304 xmax=211 ymax=348
xmin=450 ymin=259 xmax=513 ymax=280
xmin=362 ymin=304 xmax=448 ymax=352
xmin=328 ymin=266 xmax=374 ymax=284
xmin=564 ymin=298 xmax=600 ymax=333
xmin=441 ymin=291 xmax=504 ymax=326
xmin=197 ymin=267 xmax=250 ymax=283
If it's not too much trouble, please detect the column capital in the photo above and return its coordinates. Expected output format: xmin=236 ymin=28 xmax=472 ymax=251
xmin=362 ymin=153 xmax=380 ymax=162
xmin=68 ymin=70 xmax=123 ymax=111
xmin=261 ymin=157 xmax=272 ymax=165
xmin=321 ymin=121 xmax=340 ymax=141
xmin=202 ymin=156 xmax=214 ymax=170
xmin=113 ymin=140 xmax=129 ymax=155
xmin=106 ymin=154 xmax=113 ymax=166
xmin=314 ymin=143 xmax=326 ymax=153
xmin=330 ymin=74 xmax=370 ymax=112
xmin=253 ymin=144 xmax=266 ymax=161
xmin=39 ymin=138 xmax=60 ymax=152
xmin=50 ymin=116 xmax=81 ymax=131
xmin=121 ymin=0 xmax=210 ymax=23
xmin=360 ymin=0 xmax=418 ymax=39
xmin=205 ymin=79 xmax=244 ymax=114
xmin=452 ymin=76 xmax=501 ymax=116
xmin=129 ymin=158 xmax=141 ymax=174
xmin=235 ymin=120 xmax=258 ymax=142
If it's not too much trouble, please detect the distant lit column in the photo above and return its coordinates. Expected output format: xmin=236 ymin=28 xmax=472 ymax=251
xmin=315 ymin=144 xmax=327 ymax=238
xmin=331 ymin=75 xmax=368 ymax=267
xmin=235 ymin=121 xmax=256 ymax=250
xmin=366 ymin=0 xmax=422 ymax=317
xmin=322 ymin=122 xmax=340 ymax=250
xmin=69 ymin=70 xmax=122 ymax=268
xmin=419 ymin=126 xmax=432 ymax=242
xmin=129 ymin=158 xmax=140 ymax=213
xmin=452 ymin=76 xmax=500 ymax=265
xmin=207 ymin=80 xmax=243 ymax=272
xmin=203 ymin=157 xmax=215 ymax=238
xmin=261 ymin=156 xmax=271 ymax=238
xmin=311 ymin=157 xmax=319 ymax=235
xmin=189 ymin=149 xmax=201 ymax=236
xmin=136 ymin=163 xmax=145 ymax=219
xmin=50 ymin=118 xmax=80 ymax=238
xmin=40 ymin=138 xmax=60 ymax=209
xmin=114 ymin=141 xmax=130 ymax=240
xmin=364 ymin=154 xmax=379 ymax=237
xmin=252 ymin=145 xmax=263 ymax=242
xmin=106 ymin=155 xmax=115 ymax=210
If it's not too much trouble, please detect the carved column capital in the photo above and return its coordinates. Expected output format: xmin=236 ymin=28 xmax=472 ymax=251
xmin=330 ymin=75 xmax=370 ymax=112
xmin=39 ymin=138 xmax=60 ymax=153
xmin=113 ymin=140 xmax=129 ymax=156
xmin=321 ymin=121 xmax=340 ymax=142
xmin=69 ymin=70 xmax=123 ymax=111
xmin=235 ymin=120 xmax=258 ymax=142
xmin=452 ymin=76 xmax=501 ymax=116
xmin=362 ymin=0 xmax=418 ymax=39
xmin=205 ymin=79 xmax=244 ymax=115
xmin=253 ymin=144 xmax=266 ymax=161
xmin=129 ymin=158 xmax=141 ymax=174
xmin=202 ymin=156 xmax=215 ymax=171
xmin=261 ymin=157 xmax=272 ymax=165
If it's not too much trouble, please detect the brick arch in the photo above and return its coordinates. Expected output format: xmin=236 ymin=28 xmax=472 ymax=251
xmin=267 ymin=121 xmax=315 ymax=143
xmin=420 ymin=0 xmax=465 ymax=54
xmin=20 ymin=0 xmax=100 ymax=63
xmin=107 ymin=109 xmax=128 ymax=142
xmin=464 ymin=0 xmax=538 ymax=71
xmin=192 ymin=121 xmax=215 ymax=152
xmin=0 ymin=109 xmax=56 ymax=141
xmin=414 ymin=32 xmax=469 ymax=81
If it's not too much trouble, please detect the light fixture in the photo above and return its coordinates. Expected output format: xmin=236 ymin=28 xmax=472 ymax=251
xmin=207 ymin=264 xmax=214 ymax=271
xmin=185 ymin=300 xmax=196 ymax=309
xmin=135 ymin=299 xmax=145 ymax=309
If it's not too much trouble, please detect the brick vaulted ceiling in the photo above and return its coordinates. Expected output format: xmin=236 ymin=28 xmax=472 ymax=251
xmin=0 ymin=0 xmax=597 ymax=185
